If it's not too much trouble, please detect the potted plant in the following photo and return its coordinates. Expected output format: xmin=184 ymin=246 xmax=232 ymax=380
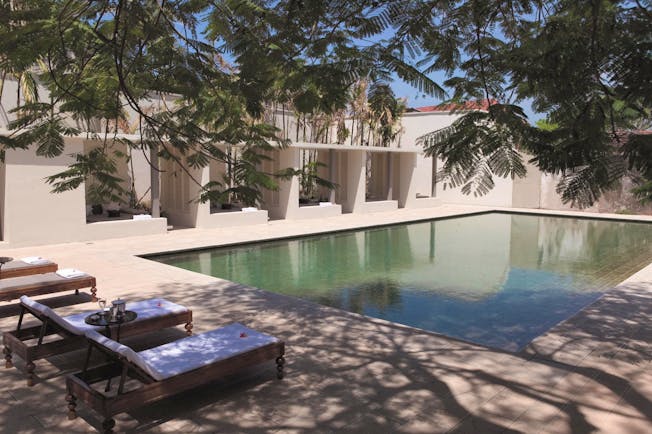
xmin=106 ymin=202 xmax=121 ymax=218
xmin=199 ymin=147 xmax=278 ymax=211
xmin=87 ymin=184 xmax=122 ymax=217
xmin=279 ymin=160 xmax=337 ymax=205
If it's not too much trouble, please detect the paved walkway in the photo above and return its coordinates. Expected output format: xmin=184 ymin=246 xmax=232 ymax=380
xmin=1 ymin=205 xmax=651 ymax=433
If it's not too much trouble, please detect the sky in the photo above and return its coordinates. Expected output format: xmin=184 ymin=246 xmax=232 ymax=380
xmin=389 ymin=73 xmax=544 ymax=123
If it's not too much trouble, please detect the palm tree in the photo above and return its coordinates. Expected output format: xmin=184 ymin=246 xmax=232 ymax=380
xmin=368 ymin=82 xmax=405 ymax=147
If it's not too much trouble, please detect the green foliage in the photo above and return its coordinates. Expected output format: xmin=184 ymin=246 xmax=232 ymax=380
xmin=368 ymin=82 xmax=406 ymax=147
xmin=45 ymin=147 xmax=126 ymax=204
xmin=345 ymin=79 xmax=407 ymax=147
xmin=278 ymin=159 xmax=338 ymax=200
xmin=2 ymin=1 xmax=649 ymax=209
xmin=632 ymin=181 xmax=652 ymax=203
xmin=408 ymin=0 xmax=652 ymax=208
xmin=535 ymin=120 xmax=559 ymax=132
xmin=199 ymin=145 xmax=279 ymax=207
xmin=420 ymin=104 xmax=529 ymax=196
xmin=623 ymin=132 xmax=652 ymax=203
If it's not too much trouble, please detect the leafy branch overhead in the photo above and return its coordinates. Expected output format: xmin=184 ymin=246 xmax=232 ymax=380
xmin=420 ymin=104 xmax=529 ymax=197
xmin=409 ymin=0 xmax=651 ymax=208
xmin=0 ymin=0 xmax=440 ymax=206
xmin=0 ymin=1 xmax=650 ymax=209
xmin=45 ymin=147 xmax=126 ymax=204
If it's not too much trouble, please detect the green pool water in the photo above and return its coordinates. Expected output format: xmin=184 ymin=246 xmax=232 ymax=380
xmin=151 ymin=212 xmax=652 ymax=351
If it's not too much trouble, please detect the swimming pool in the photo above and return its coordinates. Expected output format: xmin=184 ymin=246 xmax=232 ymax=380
xmin=151 ymin=212 xmax=652 ymax=351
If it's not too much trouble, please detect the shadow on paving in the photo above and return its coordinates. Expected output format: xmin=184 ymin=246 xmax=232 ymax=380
xmin=521 ymin=282 xmax=652 ymax=423
xmin=2 ymin=280 xmax=652 ymax=433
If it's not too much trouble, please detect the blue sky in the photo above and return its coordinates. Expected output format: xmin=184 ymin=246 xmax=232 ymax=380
xmin=389 ymin=74 xmax=544 ymax=123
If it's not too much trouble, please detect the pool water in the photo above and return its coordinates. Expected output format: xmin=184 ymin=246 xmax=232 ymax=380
xmin=151 ymin=213 xmax=652 ymax=351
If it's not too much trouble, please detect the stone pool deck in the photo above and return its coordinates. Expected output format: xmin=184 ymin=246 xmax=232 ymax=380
xmin=1 ymin=204 xmax=651 ymax=433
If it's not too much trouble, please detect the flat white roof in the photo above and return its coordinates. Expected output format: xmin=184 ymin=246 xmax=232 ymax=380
xmin=288 ymin=141 xmax=422 ymax=153
xmin=0 ymin=130 xmax=422 ymax=153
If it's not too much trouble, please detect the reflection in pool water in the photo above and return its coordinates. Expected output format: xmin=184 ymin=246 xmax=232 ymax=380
xmin=152 ymin=213 xmax=652 ymax=351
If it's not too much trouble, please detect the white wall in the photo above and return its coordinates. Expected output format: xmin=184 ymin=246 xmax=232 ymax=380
xmin=512 ymin=158 xmax=542 ymax=208
xmin=436 ymin=175 xmax=515 ymax=207
xmin=402 ymin=111 xmax=517 ymax=207
xmin=539 ymin=173 xmax=599 ymax=212
xmin=1 ymin=139 xmax=166 ymax=246
xmin=400 ymin=111 xmax=465 ymax=198
xmin=3 ymin=139 xmax=87 ymax=245
xmin=160 ymin=158 xmax=204 ymax=227
xmin=129 ymin=147 xmax=153 ymax=206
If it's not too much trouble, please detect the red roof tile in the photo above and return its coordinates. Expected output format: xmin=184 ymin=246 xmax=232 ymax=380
xmin=413 ymin=99 xmax=498 ymax=113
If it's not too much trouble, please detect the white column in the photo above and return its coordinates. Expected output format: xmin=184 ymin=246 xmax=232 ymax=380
xmin=329 ymin=149 xmax=336 ymax=202
xmin=150 ymin=144 xmax=160 ymax=218
xmin=194 ymin=166 xmax=211 ymax=227
xmin=398 ymin=152 xmax=417 ymax=208
xmin=269 ymin=148 xmax=300 ymax=219
xmin=386 ymin=154 xmax=393 ymax=200
xmin=342 ymin=150 xmax=366 ymax=213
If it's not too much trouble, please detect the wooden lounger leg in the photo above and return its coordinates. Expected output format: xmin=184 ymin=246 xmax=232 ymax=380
xmin=185 ymin=321 xmax=193 ymax=336
xmin=90 ymin=286 xmax=98 ymax=302
xmin=3 ymin=346 xmax=12 ymax=368
xmin=66 ymin=393 xmax=77 ymax=420
xmin=101 ymin=417 xmax=115 ymax=433
xmin=26 ymin=362 xmax=36 ymax=387
xmin=276 ymin=356 xmax=285 ymax=379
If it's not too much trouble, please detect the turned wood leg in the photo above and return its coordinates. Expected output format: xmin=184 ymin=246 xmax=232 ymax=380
xmin=276 ymin=356 xmax=285 ymax=379
xmin=185 ymin=322 xmax=193 ymax=336
xmin=66 ymin=393 xmax=77 ymax=420
xmin=101 ymin=417 xmax=115 ymax=433
xmin=26 ymin=362 xmax=36 ymax=387
xmin=91 ymin=286 xmax=98 ymax=302
xmin=3 ymin=346 xmax=12 ymax=368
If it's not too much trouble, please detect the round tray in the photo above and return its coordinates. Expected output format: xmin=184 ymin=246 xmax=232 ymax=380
xmin=85 ymin=310 xmax=137 ymax=327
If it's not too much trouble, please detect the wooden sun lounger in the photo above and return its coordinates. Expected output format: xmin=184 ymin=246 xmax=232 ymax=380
xmin=0 ymin=258 xmax=58 ymax=279
xmin=3 ymin=296 xmax=193 ymax=386
xmin=0 ymin=271 xmax=97 ymax=303
xmin=66 ymin=324 xmax=285 ymax=433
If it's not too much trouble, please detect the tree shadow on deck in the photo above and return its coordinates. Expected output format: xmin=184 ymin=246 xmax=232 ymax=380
xmin=2 ymin=279 xmax=650 ymax=433
xmin=88 ymin=278 xmax=652 ymax=433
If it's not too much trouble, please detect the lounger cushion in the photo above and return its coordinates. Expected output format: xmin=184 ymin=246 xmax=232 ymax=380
xmin=137 ymin=323 xmax=280 ymax=380
xmin=85 ymin=330 xmax=162 ymax=380
xmin=0 ymin=273 xmax=77 ymax=291
xmin=86 ymin=323 xmax=280 ymax=381
xmin=3 ymin=257 xmax=54 ymax=271
xmin=20 ymin=295 xmax=83 ymax=335
xmin=63 ymin=298 xmax=189 ymax=333
xmin=20 ymin=296 xmax=189 ymax=336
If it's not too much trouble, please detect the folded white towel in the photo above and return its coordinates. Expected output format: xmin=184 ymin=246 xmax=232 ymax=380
xmin=319 ymin=202 xmax=333 ymax=206
xmin=21 ymin=256 xmax=51 ymax=265
xmin=133 ymin=214 xmax=152 ymax=220
xmin=242 ymin=207 xmax=258 ymax=212
xmin=56 ymin=268 xmax=88 ymax=279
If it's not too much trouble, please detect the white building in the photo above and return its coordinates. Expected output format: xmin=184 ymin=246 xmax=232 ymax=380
xmin=0 ymin=77 xmax=615 ymax=247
